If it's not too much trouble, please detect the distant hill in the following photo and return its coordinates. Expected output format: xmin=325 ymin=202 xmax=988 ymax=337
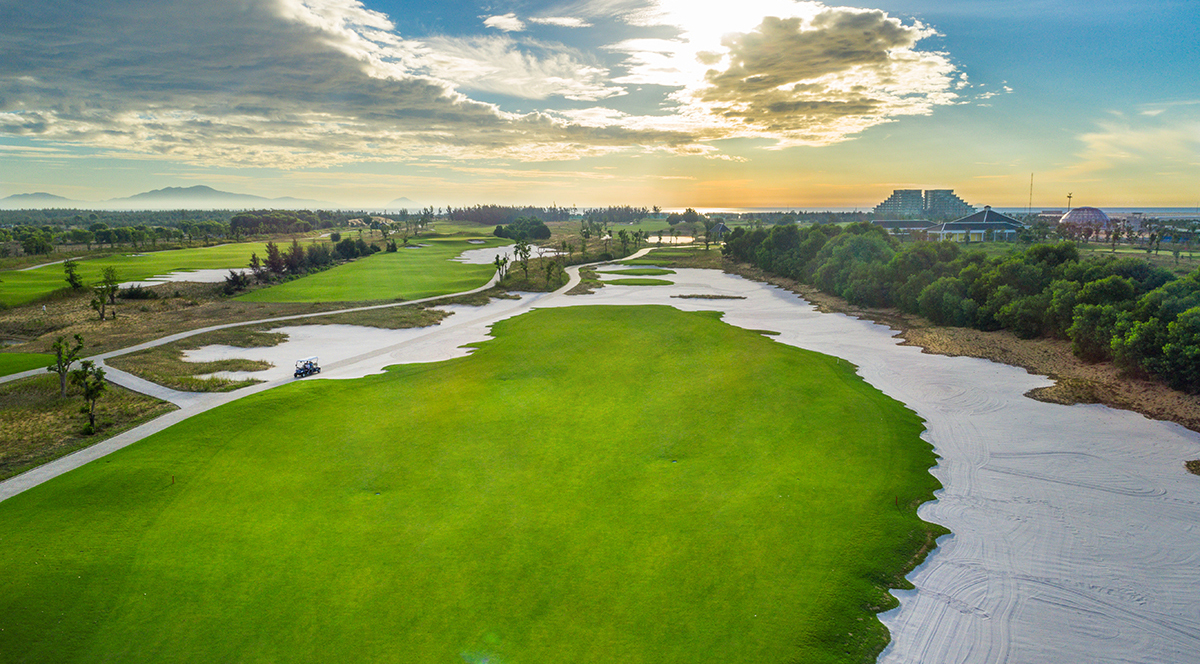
xmin=0 ymin=192 xmax=88 ymax=208
xmin=384 ymin=197 xmax=419 ymax=210
xmin=1 ymin=185 xmax=342 ymax=210
xmin=105 ymin=185 xmax=337 ymax=210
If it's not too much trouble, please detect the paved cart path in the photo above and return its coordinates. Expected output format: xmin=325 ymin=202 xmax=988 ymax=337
xmin=0 ymin=249 xmax=648 ymax=501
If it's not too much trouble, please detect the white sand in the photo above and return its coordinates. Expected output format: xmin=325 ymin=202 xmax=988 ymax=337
xmin=120 ymin=268 xmax=239 ymax=288
xmin=176 ymin=267 xmax=1200 ymax=662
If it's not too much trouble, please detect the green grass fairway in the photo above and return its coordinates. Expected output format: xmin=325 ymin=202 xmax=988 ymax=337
xmin=0 ymin=243 xmax=274 ymax=307
xmin=237 ymin=238 xmax=510 ymax=302
xmin=0 ymin=353 xmax=54 ymax=377
xmin=605 ymin=277 xmax=674 ymax=286
xmin=0 ymin=306 xmax=943 ymax=663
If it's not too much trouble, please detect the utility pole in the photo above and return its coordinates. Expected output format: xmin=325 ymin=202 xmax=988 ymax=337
xmin=1028 ymin=173 xmax=1034 ymax=218
xmin=1067 ymin=192 xmax=1073 ymax=211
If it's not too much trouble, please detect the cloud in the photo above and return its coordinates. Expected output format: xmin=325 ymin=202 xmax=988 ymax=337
xmin=529 ymin=17 xmax=594 ymax=28
xmin=608 ymin=2 xmax=960 ymax=146
xmin=483 ymin=13 xmax=526 ymax=32
xmin=1069 ymin=109 xmax=1200 ymax=174
xmin=419 ymin=35 xmax=624 ymax=101
xmin=0 ymin=0 xmax=697 ymax=167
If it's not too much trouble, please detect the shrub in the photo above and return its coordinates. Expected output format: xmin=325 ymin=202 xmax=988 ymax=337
xmin=118 ymin=285 xmax=159 ymax=300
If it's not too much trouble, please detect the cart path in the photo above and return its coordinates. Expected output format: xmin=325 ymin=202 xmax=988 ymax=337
xmin=0 ymin=249 xmax=650 ymax=502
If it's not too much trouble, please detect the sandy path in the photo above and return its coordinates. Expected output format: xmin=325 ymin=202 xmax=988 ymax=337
xmin=3 ymin=255 xmax=1199 ymax=662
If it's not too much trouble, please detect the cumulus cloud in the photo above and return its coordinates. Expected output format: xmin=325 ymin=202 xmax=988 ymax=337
xmin=0 ymin=0 xmax=695 ymax=167
xmin=608 ymin=2 xmax=960 ymax=145
xmin=0 ymin=0 xmax=965 ymax=167
xmin=483 ymin=13 xmax=526 ymax=32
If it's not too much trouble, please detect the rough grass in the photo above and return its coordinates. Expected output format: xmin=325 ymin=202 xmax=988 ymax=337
xmin=0 ymin=353 xmax=55 ymax=377
xmin=597 ymin=268 xmax=676 ymax=276
xmin=107 ymin=327 xmax=287 ymax=392
xmin=0 ymin=373 xmax=175 ymax=480
xmin=298 ymin=305 xmax=451 ymax=329
xmin=236 ymin=238 xmax=509 ymax=303
xmin=604 ymin=278 xmax=674 ymax=286
xmin=1186 ymin=459 xmax=1200 ymax=476
xmin=0 ymin=305 xmax=945 ymax=664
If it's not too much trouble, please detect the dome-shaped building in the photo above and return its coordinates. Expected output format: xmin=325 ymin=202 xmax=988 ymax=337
xmin=1060 ymin=206 xmax=1110 ymax=229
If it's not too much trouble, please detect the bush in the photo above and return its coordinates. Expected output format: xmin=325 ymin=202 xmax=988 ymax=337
xmin=118 ymin=285 xmax=159 ymax=300
xmin=330 ymin=232 xmax=341 ymax=243
xmin=918 ymin=277 xmax=976 ymax=327
xmin=222 ymin=270 xmax=252 ymax=295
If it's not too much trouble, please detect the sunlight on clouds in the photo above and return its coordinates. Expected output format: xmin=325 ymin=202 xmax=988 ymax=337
xmin=607 ymin=1 xmax=959 ymax=146
xmin=420 ymin=35 xmax=624 ymax=101
xmin=483 ymin=14 xmax=526 ymax=32
xmin=0 ymin=0 xmax=963 ymax=168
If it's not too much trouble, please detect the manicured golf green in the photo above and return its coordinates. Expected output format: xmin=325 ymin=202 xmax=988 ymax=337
xmin=237 ymin=238 xmax=510 ymax=303
xmin=0 ymin=243 xmax=274 ymax=307
xmin=0 ymin=353 xmax=54 ymax=377
xmin=0 ymin=306 xmax=943 ymax=663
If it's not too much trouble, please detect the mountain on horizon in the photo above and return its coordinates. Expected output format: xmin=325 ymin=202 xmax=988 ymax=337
xmin=108 ymin=185 xmax=337 ymax=210
xmin=0 ymin=192 xmax=87 ymax=208
xmin=1 ymin=185 xmax=339 ymax=210
xmin=384 ymin=196 xmax=419 ymax=210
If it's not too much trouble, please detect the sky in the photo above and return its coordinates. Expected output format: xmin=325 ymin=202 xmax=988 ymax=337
xmin=1 ymin=0 xmax=1198 ymax=210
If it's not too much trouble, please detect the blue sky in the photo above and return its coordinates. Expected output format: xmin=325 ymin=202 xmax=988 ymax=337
xmin=1 ymin=0 xmax=1197 ymax=209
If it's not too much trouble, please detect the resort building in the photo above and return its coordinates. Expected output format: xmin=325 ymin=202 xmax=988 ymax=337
xmin=922 ymin=190 xmax=976 ymax=219
xmin=871 ymin=219 xmax=935 ymax=238
xmin=873 ymin=190 xmax=925 ymax=217
xmin=873 ymin=189 xmax=976 ymax=219
xmin=1060 ymin=206 xmax=1112 ymax=231
xmin=926 ymin=206 xmax=1024 ymax=242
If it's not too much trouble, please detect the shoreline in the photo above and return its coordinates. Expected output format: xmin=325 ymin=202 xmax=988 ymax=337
xmin=721 ymin=261 xmax=1200 ymax=441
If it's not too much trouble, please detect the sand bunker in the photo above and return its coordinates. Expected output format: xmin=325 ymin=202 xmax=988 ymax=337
xmin=121 ymin=268 xmax=241 ymax=288
xmin=171 ymin=266 xmax=1200 ymax=662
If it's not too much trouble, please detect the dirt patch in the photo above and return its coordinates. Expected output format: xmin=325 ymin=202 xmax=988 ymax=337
xmin=0 ymin=373 xmax=176 ymax=480
xmin=722 ymin=259 xmax=1200 ymax=435
xmin=0 ymin=282 xmax=356 ymax=355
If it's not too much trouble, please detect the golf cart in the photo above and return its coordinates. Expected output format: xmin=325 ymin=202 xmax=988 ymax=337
xmin=294 ymin=356 xmax=321 ymax=378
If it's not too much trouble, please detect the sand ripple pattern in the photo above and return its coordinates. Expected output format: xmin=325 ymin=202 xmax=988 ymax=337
xmin=549 ymin=268 xmax=1200 ymax=664
xmin=62 ymin=265 xmax=1200 ymax=663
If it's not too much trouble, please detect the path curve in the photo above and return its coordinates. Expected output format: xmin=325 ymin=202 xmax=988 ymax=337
xmin=0 ymin=249 xmax=652 ymax=502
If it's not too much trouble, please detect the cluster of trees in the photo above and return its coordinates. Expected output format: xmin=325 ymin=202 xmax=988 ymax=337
xmin=665 ymin=208 xmax=702 ymax=225
xmin=723 ymin=223 xmax=1200 ymax=392
xmin=582 ymin=206 xmax=649 ymax=225
xmin=448 ymin=205 xmax=572 ymax=225
xmin=45 ymin=334 xmax=107 ymax=435
xmin=229 ymin=210 xmax=321 ymax=236
xmin=242 ymin=239 xmax=350 ymax=284
xmin=1 ymin=221 xmax=227 ymax=254
xmin=493 ymin=216 xmax=551 ymax=240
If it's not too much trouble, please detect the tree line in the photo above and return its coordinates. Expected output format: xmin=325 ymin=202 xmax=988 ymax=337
xmin=723 ymin=223 xmax=1200 ymax=393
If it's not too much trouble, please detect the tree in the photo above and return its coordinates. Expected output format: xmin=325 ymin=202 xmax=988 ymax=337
xmin=100 ymin=266 xmax=121 ymax=304
xmin=63 ymin=258 xmax=84 ymax=290
xmin=264 ymin=241 xmax=286 ymax=275
xmin=544 ymin=259 xmax=559 ymax=285
xmin=70 ymin=360 xmax=107 ymax=434
xmin=492 ymin=253 xmax=509 ymax=280
xmin=514 ymin=239 xmax=532 ymax=280
xmin=46 ymin=334 xmax=84 ymax=397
